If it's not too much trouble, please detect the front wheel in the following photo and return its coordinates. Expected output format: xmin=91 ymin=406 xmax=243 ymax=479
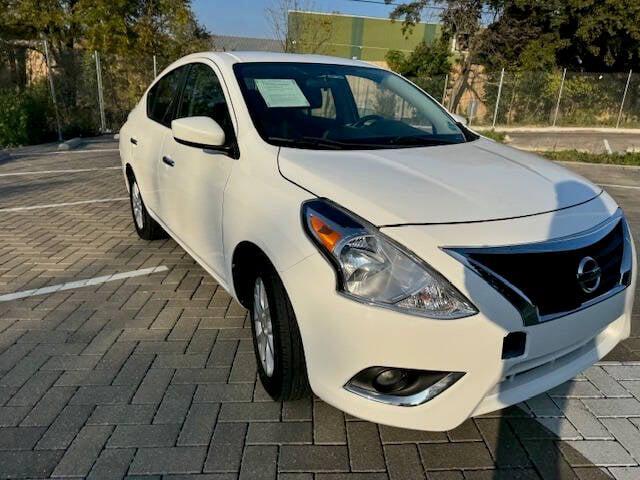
xmin=250 ymin=263 xmax=311 ymax=400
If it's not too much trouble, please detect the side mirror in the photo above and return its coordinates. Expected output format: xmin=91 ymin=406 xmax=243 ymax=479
xmin=171 ymin=116 xmax=225 ymax=149
xmin=450 ymin=113 xmax=468 ymax=126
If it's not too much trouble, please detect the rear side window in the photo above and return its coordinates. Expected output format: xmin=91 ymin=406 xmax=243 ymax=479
xmin=147 ymin=67 xmax=186 ymax=126
xmin=176 ymin=63 xmax=235 ymax=142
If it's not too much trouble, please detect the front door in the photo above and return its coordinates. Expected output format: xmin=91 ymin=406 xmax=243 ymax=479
xmin=160 ymin=60 xmax=237 ymax=278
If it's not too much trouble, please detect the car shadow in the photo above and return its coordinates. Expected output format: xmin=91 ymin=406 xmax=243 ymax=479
xmin=465 ymin=180 xmax=628 ymax=479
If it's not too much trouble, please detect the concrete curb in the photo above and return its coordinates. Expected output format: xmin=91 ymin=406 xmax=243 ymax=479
xmin=57 ymin=137 xmax=83 ymax=151
xmin=113 ymin=133 xmax=120 ymax=141
xmin=555 ymin=160 xmax=640 ymax=170
xmin=0 ymin=150 xmax=9 ymax=162
xmin=477 ymin=126 xmax=640 ymax=134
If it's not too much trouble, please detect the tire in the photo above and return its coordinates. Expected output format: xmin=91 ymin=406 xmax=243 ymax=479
xmin=250 ymin=261 xmax=311 ymax=401
xmin=129 ymin=176 xmax=166 ymax=240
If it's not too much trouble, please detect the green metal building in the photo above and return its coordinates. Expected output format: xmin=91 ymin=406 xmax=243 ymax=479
xmin=288 ymin=11 xmax=442 ymax=64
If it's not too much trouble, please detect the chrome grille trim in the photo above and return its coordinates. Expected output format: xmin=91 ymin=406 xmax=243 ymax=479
xmin=444 ymin=209 xmax=633 ymax=326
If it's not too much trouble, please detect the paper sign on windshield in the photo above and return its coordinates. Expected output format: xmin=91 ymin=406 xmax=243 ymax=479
xmin=255 ymin=79 xmax=310 ymax=108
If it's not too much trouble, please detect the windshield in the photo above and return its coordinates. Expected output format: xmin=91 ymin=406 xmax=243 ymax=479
xmin=234 ymin=62 xmax=470 ymax=150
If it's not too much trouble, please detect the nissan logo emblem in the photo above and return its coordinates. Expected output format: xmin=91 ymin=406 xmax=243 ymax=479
xmin=577 ymin=256 xmax=601 ymax=294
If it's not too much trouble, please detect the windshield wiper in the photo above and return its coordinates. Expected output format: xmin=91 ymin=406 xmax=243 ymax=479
xmin=269 ymin=136 xmax=387 ymax=150
xmin=269 ymin=135 xmax=455 ymax=150
xmin=267 ymin=136 xmax=343 ymax=150
xmin=390 ymin=135 xmax=458 ymax=146
xmin=300 ymin=136 xmax=390 ymax=149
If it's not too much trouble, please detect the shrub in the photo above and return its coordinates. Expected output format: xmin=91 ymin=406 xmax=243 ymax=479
xmin=476 ymin=129 xmax=506 ymax=142
xmin=0 ymin=82 xmax=56 ymax=147
xmin=541 ymin=150 xmax=640 ymax=166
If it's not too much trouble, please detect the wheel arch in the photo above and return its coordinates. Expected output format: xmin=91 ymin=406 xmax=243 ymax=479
xmin=125 ymin=163 xmax=135 ymax=186
xmin=231 ymin=241 xmax=275 ymax=309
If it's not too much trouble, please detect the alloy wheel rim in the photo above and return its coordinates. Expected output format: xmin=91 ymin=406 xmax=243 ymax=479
xmin=253 ymin=277 xmax=275 ymax=377
xmin=132 ymin=182 xmax=144 ymax=229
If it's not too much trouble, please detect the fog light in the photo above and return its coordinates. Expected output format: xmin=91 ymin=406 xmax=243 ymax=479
xmin=345 ymin=366 xmax=465 ymax=406
xmin=373 ymin=368 xmax=411 ymax=393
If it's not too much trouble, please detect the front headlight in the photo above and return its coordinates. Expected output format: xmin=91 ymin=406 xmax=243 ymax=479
xmin=302 ymin=199 xmax=477 ymax=319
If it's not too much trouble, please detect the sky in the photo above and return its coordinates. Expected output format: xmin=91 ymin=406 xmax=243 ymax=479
xmin=192 ymin=0 xmax=402 ymax=39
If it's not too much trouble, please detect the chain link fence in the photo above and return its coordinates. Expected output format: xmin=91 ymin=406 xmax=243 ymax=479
xmin=421 ymin=69 xmax=640 ymax=129
xmin=0 ymin=40 xmax=170 ymax=147
xmin=1 ymin=42 xmax=639 ymax=147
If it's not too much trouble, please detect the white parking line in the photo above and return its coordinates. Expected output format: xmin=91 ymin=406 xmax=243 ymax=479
xmin=0 ymin=266 xmax=169 ymax=302
xmin=0 ymin=197 xmax=127 ymax=213
xmin=0 ymin=166 xmax=120 ymax=177
xmin=600 ymin=183 xmax=640 ymax=190
xmin=9 ymin=148 xmax=119 ymax=156
xmin=604 ymin=139 xmax=613 ymax=154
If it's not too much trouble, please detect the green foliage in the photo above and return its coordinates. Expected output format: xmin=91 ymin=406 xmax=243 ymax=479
xmin=386 ymin=41 xmax=451 ymax=78
xmin=0 ymin=0 xmax=211 ymax=143
xmin=541 ymin=150 xmax=640 ymax=166
xmin=476 ymin=0 xmax=640 ymax=72
xmin=0 ymin=82 xmax=55 ymax=147
xmin=389 ymin=0 xmax=640 ymax=72
xmin=478 ymin=70 xmax=636 ymax=127
xmin=385 ymin=50 xmax=406 ymax=73
xmin=385 ymin=41 xmax=452 ymax=98
xmin=476 ymin=129 xmax=506 ymax=142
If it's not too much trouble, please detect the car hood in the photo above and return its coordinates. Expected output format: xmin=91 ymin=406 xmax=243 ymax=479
xmin=278 ymin=138 xmax=602 ymax=226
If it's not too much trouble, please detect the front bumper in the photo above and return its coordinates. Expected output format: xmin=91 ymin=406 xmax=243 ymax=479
xmin=280 ymin=202 xmax=636 ymax=431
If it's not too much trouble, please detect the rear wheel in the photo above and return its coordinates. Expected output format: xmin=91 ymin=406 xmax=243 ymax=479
xmin=129 ymin=177 xmax=165 ymax=240
xmin=250 ymin=262 xmax=311 ymax=400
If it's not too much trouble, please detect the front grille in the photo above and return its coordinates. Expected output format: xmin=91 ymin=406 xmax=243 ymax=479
xmin=468 ymin=222 xmax=623 ymax=316
xmin=446 ymin=210 xmax=633 ymax=325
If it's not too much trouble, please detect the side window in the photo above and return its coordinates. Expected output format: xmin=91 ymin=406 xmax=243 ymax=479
xmin=177 ymin=63 xmax=235 ymax=143
xmin=147 ymin=67 xmax=186 ymax=126
xmin=309 ymin=88 xmax=337 ymax=119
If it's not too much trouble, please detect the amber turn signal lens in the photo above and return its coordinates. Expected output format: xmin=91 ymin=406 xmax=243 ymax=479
xmin=310 ymin=215 xmax=342 ymax=252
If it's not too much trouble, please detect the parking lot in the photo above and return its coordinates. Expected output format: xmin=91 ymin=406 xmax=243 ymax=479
xmin=1 ymin=138 xmax=640 ymax=479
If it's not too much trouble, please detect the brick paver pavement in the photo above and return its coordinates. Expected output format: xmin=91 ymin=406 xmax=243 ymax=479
xmin=0 ymin=137 xmax=639 ymax=479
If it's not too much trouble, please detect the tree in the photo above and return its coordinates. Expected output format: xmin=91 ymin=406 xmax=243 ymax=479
xmin=385 ymin=0 xmax=502 ymax=112
xmin=0 ymin=0 xmax=211 ymax=134
xmin=477 ymin=0 xmax=640 ymax=72
xmin=386 ymin=40 xmax=451 ymax=78
xmin=386 ymin=40 xmax=452 ymax=97
xmin=266 ymin=0 xmax=335 ymax=54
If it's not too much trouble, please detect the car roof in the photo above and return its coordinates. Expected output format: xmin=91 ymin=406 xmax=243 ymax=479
xmin=178 ymin=51 xmax=382 ymax=70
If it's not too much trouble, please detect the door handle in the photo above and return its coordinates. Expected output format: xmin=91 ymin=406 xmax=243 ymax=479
xmin=130 ymin=137 xmax=138 ymax=145
xmin=162 ymin=156 xmax=175 ymax=167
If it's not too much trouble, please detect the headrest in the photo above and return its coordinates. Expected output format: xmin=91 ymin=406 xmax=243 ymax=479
xmin=299 ymin=80 xmax=324 ymax=109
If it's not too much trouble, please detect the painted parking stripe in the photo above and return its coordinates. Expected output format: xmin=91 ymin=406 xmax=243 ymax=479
xmin=0 ymin=166 xmax=120 ymax=177
xmin=9 ymin=148 xmax=119 ymax=156
xmin=0 ymin=266 xmax=169 ymax=302
xmin=0 ymin=197 xmax=127 ymax=213
xmin=600 ymin=183 xmax=640 ymax=190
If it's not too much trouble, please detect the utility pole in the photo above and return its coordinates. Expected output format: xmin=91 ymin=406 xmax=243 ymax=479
xmin=43 ymin=38 xmax=63 ymax=142
xmin=94 ymin=51 xmax=106 ymax=133
xmin=492 ymin=68 xmax=505 ymax=128
xmin=616 ymin=70 xmax=633 ymax=129
xmin=552 ymin=68 xmax=567 ymax=127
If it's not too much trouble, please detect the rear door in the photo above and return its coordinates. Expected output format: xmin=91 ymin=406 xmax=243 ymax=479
xmin=159 ymin=60 xmax=237 ymax=277
xmin=134 ymin=65 xmax=187 ymax=214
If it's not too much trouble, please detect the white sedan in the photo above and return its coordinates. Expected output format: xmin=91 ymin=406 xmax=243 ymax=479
xmin=119 ymin=52 xmax=636 ymax=431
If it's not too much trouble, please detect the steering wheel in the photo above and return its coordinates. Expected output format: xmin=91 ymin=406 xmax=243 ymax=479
xmin=350 ymin=114 xmax=385 ymax=128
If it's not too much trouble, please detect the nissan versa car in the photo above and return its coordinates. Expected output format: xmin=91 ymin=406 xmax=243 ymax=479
xmin=119 ymin=52 xmax=636 ymax=431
